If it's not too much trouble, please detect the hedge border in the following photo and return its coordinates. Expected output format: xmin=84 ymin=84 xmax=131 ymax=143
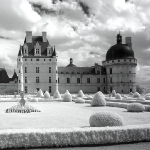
xmin=0 ymin=124 xmax=150 ymax=149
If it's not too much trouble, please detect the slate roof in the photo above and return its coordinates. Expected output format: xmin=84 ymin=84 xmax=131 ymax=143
xmin=18 ymin=36 xmax=56 ymax=57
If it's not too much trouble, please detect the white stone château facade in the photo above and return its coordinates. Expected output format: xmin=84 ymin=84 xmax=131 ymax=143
xmin=17 ymin=31 xmax=137 ymax=94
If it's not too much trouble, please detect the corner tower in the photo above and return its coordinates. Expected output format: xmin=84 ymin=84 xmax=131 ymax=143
xmin=17 ymin=31 xmax=58 ymax=94
xmin=102 ymin=33 xmax=137 ymax=94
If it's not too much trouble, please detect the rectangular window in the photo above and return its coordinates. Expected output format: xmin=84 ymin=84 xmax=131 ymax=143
xmin=49 ymin=67 xmax=51 ymax=73
xmin=25 ymin=67 xmax=27 ymax=73
xmin=110 ymin=87 xmax=112 ymax=92
xmin=25 ymin=77 xmax=27 ymax=83
xmin=49 ymin=59 xmax=51 ymax=61
xmin=58 ymin=78 xmax=59 ymax=83
xmin=36 ymin=58 xmax=39 ymax=61
xmin=19 ymin=80 xmax=20 ymax=83
xmin=36 ymin=77 xmax=39 ymax=83
xmin=67 ymin=78 xmax=70 ymax=83
xmin=97 ymin=78 xmax=100 ymax=83
xmin=110 ymin=77 xmax=112 ymax=83
xmin=77 ymin=78 xmax=80 ymax=83
xmin=31 ymin=59 xmax=32 ymax=61
xmin=110 ymin=68 xmax=112 ymax=74
xmin=97 ymin=87 xmax=100 ymax=91
xmin=130 ymin=88 xmax=132 ymax=92
xmin=49 ymin=77 xmax=51 ymax=83
xmin=25 ymin=58 xmax=27 ymax=61
xmin=36 ymin=67 xmax=39 ymax=73
xmin=49 ymin=86 xmax=51 ymax=93
xmin=25 ymin=86 xmax=27 ymax=93
xmin=87 ymin=78 xmax=90 ymax=83
xmin=103 ymin=78 xmax=105 ymax=83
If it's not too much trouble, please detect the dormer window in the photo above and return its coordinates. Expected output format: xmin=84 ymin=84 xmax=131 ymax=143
xmin=47 ymin=45 xmax=53 ymax=56
xmin=23 ymin=43 xmax=28 ymax=56
xmin=34 ymin=42 xmax=41 ymax=56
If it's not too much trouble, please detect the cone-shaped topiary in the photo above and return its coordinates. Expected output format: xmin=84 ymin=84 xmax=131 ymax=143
xmin=98 ymin=91 xmax=105 ymax=99
xmin=77 ymin=90 xmax=84 ymax=97
xmin=112 ymin=90 xmax=116 ymax=97
xmin=53 ymin=90 xmax=61 ymax=98
xmin=133 ymin=92 xmax=140 ymax=98
xmin=44 ymin=91 xmax=50 ymax=98
xmin=89 ymin=111 xmax=124 ymax=127
xmin=62 ymin=92 xmax=72 ymax=102
xmin=36 ymin=89 xmax=44 ymax=98
xmin=127 ymin=103 xmax=145 ymax=112
xmin=75 ymin=98 xmax=85 ymax=103
xmin=129 ymin=92 xmax=133 ymax=95
xmin=115 ymin=93 xmax=122 ymax=100
xmin=91 ymin=92 xmax=106 ymax=107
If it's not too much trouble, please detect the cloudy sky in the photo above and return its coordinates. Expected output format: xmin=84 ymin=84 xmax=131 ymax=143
xmin=0 ymin=0 xmax=150 ymax=88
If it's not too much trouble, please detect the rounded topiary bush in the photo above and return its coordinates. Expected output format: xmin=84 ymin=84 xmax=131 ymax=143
xmin=89 ymin=111 xmax=124 ymax=127
xmin=62 ymin=92 xmax=72 ymax=102
xmin=44 ymin=91 xmax=50 ymax=98
xmin=53 ymin=90 xmax=61 ymax=99
xmin=115 ymin=93 xmax=122 ymax=100
xmin=112 ymin=90 xmax=116 ymax=97
xmin=75 ymin=98 xmax=85 ymax=103
xmin=133 ymin=92 xmax=140 ymax=98
xmin=127 ymin=103 xmax=145 ymax=112
xmin=145 ymin=96 xmax=150 ymax=100
xmin=91 ymin=92 xmax=106 ymax=107
xmin=77 ymin=90 xmax=84 ymax=97
xmin=36 ymin=89 xmax=44 ymax=98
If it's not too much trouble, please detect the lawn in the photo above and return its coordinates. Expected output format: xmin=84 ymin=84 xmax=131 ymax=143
xmin=0 ymin=101 xmax=150 ymax=130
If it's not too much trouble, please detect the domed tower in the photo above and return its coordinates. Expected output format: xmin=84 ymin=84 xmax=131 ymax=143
xmin=102 ymin=33 xmax=137 ymax=94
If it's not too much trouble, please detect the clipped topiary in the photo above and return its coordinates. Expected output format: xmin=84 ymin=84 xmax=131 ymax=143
xmin=127 ymin=103 xmax=145 ymax=112
xmin=62 ymin=92 xmax=72 ymax=102
xmin=115 ymin=93 xmax=122 ymax=100
xmin=129 ymin=92 xmax=133 ymax=96
xmin=98 ymin=91 xmax=105 ymax=99
xmin=89 ymin=111 xmax=124 ymax=127
xmin=44 ymin=91 xmax=50 ymax=99
xmin=133 ymin=92 xmax=140 ymax=98
xmin=53 ymin=90 xmax=61 ymax=99
xmin=91 ymin=92 xmax=106 ymax=107
xmin=36 ymin=89 xmax=44 ymax=98
xmin=77 ymin=90 xmax=84 ymax=97
xmin=112 ymin=90 xmax=116 ymax=97
xmin=75 ymin=98 xmax=85 ymax=103
xmin=145 ymin=96 xmax=150 ymax=100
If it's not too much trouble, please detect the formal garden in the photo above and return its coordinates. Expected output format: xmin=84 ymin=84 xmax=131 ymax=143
xmin=0 ymin=89 xmax=150 ymax=149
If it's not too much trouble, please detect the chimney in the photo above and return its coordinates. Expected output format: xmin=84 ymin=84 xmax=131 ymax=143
xmin=42 ymin=32 xmax=47 ymax=42
xmin=26 ymin=31 xmax=32 ymax=43
xmin=125 ymin=37 xmax=132 ymax=49
xmin=70 ymin=58 xmax=73 ymax=64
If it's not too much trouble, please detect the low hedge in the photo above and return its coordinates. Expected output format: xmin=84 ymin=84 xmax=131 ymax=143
xmin=0 ymin=125 xmax=150 ymax=149
xmin=127 ymin=103 xmax=145 ymax=112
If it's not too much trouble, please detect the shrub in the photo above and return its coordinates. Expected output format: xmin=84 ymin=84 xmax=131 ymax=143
xmin=91 ymin=92 xmax=106 ymax=107
xmin=36 ymin=89 xmax=44 ymax=98
xmin=53 ymin=90 xmax=61 ymax=99
xmin=145 ymin=96 xmax=150 ymax=100
xmin=62 ymin=92 xmax=72 ymax=102
xmin=30 ymin=98 xmax=38 ymax=102
xmin=89 ymin=111 xmax=124 ymax=127
xmin=75 ymin=98 xmax=85 ymax=103
xmin=77 ymin=90 xmax=84 ymax=97
xmin=133 ymin=92 xmax=140 ymax=98
xmin=112 ymin=90 xmax=116 ymax=97
xmin=127 ymin=103 xmax=145 ymax=112
xmin=44 ymin=91 xmax=50 ymax=99
xmin=115 ymin=93 xmax=122 ymax=100
xmin=129 ymin=92 xmax=133 ymax=96
xmin=98 ymin=91 xmax=105 ymax=99
xmin=136 ymin=98 xmax=145 ymax=102
xmin=145 ymin=105 xmax=150 ymax=112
